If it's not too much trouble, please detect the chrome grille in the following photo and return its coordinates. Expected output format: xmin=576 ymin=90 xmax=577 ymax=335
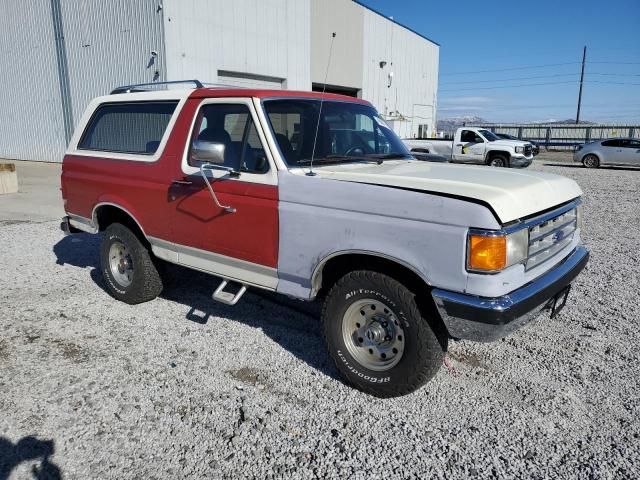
xmin=526 ymin=208 xmax=577 ymax=270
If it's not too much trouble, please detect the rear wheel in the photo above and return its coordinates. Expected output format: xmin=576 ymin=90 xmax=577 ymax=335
xmin=321 ymin=270 xmax=446 ymax=398
xmin=100 ymin=223 xmax=163 ymax=304
xmin=582 ymin=154 xmax=600 ymax=168
xmin=488 ymin=154 xmax=509 ymax=167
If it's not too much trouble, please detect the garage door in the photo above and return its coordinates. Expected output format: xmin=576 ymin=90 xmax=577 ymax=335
xmin=217 ymin=70 xmax=284 ymax=90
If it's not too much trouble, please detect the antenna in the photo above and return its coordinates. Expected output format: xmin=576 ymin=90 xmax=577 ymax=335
xmin=307 ymin=32 xmax=336 ymax=176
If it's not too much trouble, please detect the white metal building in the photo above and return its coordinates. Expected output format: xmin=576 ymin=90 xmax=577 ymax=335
xmin=0 ymin=0 xmax=438 ymax=162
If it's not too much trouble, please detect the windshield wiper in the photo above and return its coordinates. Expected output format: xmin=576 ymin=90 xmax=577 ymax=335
xmin=297 ymin=155 xmax=383 ymax=165
xmin=370 ymin=153 xmax=412 ymax=160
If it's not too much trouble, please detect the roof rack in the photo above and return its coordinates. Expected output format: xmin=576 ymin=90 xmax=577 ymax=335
xmin=110 ymin=79 xmax=204 ymax=94
xmin=201 ymin=82 xmax=249 ymax=89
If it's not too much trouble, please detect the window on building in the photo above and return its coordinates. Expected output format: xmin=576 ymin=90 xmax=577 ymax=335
xmin=78 ymin=101 xmax=178 ymax=155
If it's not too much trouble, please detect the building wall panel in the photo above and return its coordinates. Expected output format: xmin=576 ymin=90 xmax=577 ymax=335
xmin=0 ymin=0 xmax=67 ymax=162
xmin=61 ymin=0 xmax=166 ymax=128
xmin=311 ymin=0 xmax=363 ymax=90
xmin=163 ymin=0 xmax=311 ymax=90
xmin=0 ymin=0 xmax=165 ymax=162
xmin=361 ymin=8 xmax=439 ymax=138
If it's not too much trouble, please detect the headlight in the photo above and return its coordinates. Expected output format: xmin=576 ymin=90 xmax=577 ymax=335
xmin=514 ymin=146 xmax=524 ymax=153
xmin=467 ymin=228 xmax=529 ymax=273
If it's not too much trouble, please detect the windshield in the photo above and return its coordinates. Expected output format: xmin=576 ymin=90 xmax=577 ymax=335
xmin=479 ymin=129 xmax=499 ymax=142
xmin=263 ymin=99 xmax=412 ymax=167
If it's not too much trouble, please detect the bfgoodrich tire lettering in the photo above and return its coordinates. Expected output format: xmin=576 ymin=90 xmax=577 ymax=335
xmin=322 ymin=270 xmax=447 ymax=398
xmin=100 ymin=223 xmax=163 ymax=305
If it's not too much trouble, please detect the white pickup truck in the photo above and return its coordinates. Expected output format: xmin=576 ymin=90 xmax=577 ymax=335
xmin=405 ymin=127 xmax=535 ymax=168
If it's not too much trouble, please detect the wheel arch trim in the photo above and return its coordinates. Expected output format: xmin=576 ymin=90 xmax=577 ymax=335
xmin=310 ymin=249 xmax=432 ymax=298
xmin=91 ymin=202 xmax=148 ymax=237
xmin=485 ymin=150 xmax=511 ymax=162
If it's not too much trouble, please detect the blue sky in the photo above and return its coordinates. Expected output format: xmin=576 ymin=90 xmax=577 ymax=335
xmin=359 ymin=0 xmax=640 ymax=123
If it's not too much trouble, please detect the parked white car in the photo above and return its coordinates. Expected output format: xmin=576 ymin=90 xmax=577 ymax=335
xmin=574 ymin=138 xmax=640 ymax=168
xmin=405 ymin=127 xmax=534 ymax=168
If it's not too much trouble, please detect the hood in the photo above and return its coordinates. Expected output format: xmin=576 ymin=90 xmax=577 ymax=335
xmin=491 ymin=139 xmax=531 ymax=148
xmin=310 ymin=161 xmax=582 ymax=223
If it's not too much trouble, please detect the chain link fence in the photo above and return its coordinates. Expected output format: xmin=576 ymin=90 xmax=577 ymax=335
xmin=466 ymin=124 xmax=640 ymax=150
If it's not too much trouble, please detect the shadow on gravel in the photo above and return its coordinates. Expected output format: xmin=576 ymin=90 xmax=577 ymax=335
xmin=53 ymin=233 xmax=101 ymax=268
xmin=544 ymin=163 xmax=640 ymax=172
xmin=0 ymin=436 xmax=61 ymax=480
xmin=52 ymin=234 xmax=339 ymax=382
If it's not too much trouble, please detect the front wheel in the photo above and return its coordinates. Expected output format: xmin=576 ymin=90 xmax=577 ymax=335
xmin=321 ymin=271 xmax=447 ymax=398
xmin=488 ymin=154 xmax=509 ymax=167
xmin=100 ymin=223 xmax=163 ymax=305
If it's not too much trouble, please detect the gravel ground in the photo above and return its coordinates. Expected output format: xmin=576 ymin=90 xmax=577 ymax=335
xmin=1 ymin=161 xmax=639 ymax=479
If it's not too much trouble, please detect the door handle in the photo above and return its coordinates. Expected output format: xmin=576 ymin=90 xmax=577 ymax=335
xmin=172 ymin=179 xmax=193 ymax=186
xmin=455 ymin=143 xmax=463 ymax=146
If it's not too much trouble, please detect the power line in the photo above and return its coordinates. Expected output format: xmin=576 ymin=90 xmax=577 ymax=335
xmin=589 ymin=61 xmax=640 ymax=65
xmin=441 ymin=73 xmax=580 ymax=85
xmin=439 ymin=80 xmax=640 ymax=93
xmin=440 ymin=62 xmax=580 ymax=76
xmin=440 ymin=61 xmax=640 ymax=77
xmin=439 ymin=80 xmax=577 ymax=92
xmin=589 ymin=80 xmax=640 ymax=86
xmin=441 ymin=72 xmax=640 ymax=86
xmin=589 ymin=72 xmax=640 ymax=77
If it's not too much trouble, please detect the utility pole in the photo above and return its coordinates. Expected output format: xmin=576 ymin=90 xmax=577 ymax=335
xmin=576 ymin=46 xmax=586 ymax=124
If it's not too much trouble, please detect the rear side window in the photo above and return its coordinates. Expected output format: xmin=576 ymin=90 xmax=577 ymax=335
xmin=601 ymin=139 xmax=621 ymax=147
xmin=78 ymin=101 xmax=178 ymax=155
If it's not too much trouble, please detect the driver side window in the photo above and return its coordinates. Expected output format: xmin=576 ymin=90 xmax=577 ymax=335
xmin=189 ymin=103 xmax=270 ymax=174
xmin=461 ymin=130 xmax=477 ymax=143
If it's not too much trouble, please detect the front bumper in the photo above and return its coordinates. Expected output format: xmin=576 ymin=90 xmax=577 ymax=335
xmin=431 ymin=246 xmax=589 ymax=342
xmin=511 ymin=155 xmax=533 ymax=168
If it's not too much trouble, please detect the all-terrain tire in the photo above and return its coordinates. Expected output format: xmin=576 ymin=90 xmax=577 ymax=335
xmin=321 ymin=270 xmax=447 ymax=398
xmin=100 ymin=223 xmax=163 ymax=305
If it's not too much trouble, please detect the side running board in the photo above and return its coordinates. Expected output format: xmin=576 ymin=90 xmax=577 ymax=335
xmin=212 ymin=279 xmax=247 ymax=306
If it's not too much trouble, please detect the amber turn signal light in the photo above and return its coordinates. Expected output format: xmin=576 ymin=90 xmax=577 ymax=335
xmin=468 ymin=235 xmax=507 ymax=272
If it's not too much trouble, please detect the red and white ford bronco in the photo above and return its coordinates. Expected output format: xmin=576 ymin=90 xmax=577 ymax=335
xmin=61 ymin=80 xmax=589 ymax=397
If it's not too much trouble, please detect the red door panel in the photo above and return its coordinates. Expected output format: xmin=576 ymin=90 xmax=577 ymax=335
xmin=169 ymin=176 xmax=278 ymax=267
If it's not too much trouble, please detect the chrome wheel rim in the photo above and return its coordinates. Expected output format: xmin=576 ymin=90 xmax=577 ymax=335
xmin=108 ymin=240 xmax=134 ymax=287
xmin=584 ymin=155 xmax=597 ymax=168
xmin=490 ymin=158 xmax=504 ymax=167
xmin=341 ymin=299 xmax=405 ymax=371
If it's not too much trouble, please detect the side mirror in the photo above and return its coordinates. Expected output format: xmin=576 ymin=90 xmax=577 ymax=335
xmin=191 ymin=140 xmax=225 ymax=166
xmin=474 ymin=136 xmax=484 ymax=143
